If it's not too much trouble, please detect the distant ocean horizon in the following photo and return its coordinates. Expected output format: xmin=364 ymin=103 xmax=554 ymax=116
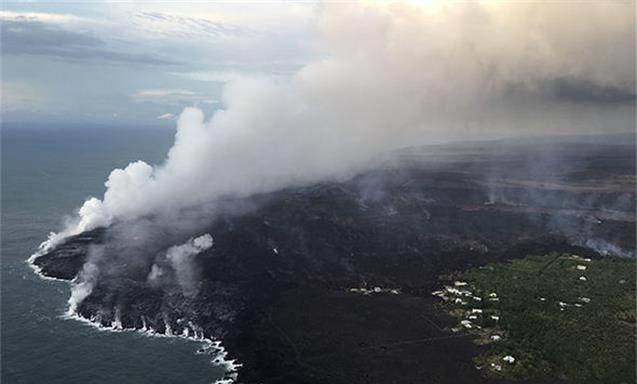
xmin=1 ymin=123 xmax=226 ymax=384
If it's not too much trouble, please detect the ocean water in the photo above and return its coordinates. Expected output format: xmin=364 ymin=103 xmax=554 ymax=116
xmin=1 ymin=124 xmax=226 ymax=383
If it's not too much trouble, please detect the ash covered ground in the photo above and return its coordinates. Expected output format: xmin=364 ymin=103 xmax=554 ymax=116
xmin=33 ymin=135 xmax=636 ymax=384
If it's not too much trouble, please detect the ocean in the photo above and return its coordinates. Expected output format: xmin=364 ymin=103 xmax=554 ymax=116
xmin=1 ymin=123 xmax=226 ymax=383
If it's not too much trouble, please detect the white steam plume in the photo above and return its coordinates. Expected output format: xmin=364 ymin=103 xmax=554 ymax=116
xmin=165 ymin=234 xmax=214 ymax=296
xmin=68 ymin=259 xmax=100 ymax=314
xmin=45 ymin=2 xmax=634 ymax=244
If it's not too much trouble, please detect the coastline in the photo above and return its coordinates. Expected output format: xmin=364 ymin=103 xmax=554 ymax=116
xmin=27 ymin=248 xmax=241 ymax=384
xmin=23 ymin=139 xmax=636 ymax=383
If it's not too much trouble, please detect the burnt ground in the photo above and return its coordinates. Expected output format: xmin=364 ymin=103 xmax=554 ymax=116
xmin=33 ymin=136 xmax=636 ymax=384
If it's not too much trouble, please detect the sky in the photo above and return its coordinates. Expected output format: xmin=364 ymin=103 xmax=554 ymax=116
xmin=1 ymin=1 xmax=635 ymax=129
xmin=1 ymin=1 xmax=320 ymax=124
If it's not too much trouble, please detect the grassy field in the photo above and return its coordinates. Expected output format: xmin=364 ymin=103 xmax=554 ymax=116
xmin=434 ymin=253 xmax=636 ymax=383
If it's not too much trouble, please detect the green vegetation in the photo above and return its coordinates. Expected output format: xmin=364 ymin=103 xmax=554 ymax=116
xmin=435 ymin=253 xmax=636 ymax=383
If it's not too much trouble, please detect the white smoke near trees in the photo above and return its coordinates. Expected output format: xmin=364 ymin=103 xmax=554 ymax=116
xmin=45 ymin=1 xmax=634 ymax=245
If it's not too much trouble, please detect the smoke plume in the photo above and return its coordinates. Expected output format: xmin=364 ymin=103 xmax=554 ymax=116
xmin=165 ymin=234 xmax=214 ymax=297
xmin=43 ymin=1 xmax=634 ymax=247
xmin=68 ymin=246 xmax=102 ymax=314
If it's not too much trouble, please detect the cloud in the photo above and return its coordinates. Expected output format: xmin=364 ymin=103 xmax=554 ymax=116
xmin=135 ymin=89 xmax=196 ymax=98
xmin=1 ymin=81 xmax=47 ymax=111
xmin=548 ymin=78 xmax=635 ymax=104
xmin=131 ymin=89 xmax=201 ymax=105
xmin=174 ymin=67 xmax=301 ymax=83
xmin=125 ymin=3 xmax=315 ymax=33
xmin=2 ymin=19 xmax=103 ymax=48
xmin=0 ymin=5 xmax=320 ymax=123
xmin=0 ymin=10 xmax=86 ymax=24
xmin=1 ymin=19 xmax=181 ymax=66
xmin=501 ymin=77 xmax=636 ymax=106
xmin=175 ymin=70 xmax=246 ymax=83
xmin=157 ymin=113 xmax=176 ymax=120
xmin=131 ymin=11 xmax=246 ymax=39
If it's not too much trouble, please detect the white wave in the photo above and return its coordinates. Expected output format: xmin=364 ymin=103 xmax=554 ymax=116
xmin=26 ymin=227 xmax=86 ymax=282
xmin=62 ymin=310 xmax=241 ymax=383
xmin=26 ymin=245 xmax=70 ymax=283
xmin=25 ymin=256 xmax=69 ymax=282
